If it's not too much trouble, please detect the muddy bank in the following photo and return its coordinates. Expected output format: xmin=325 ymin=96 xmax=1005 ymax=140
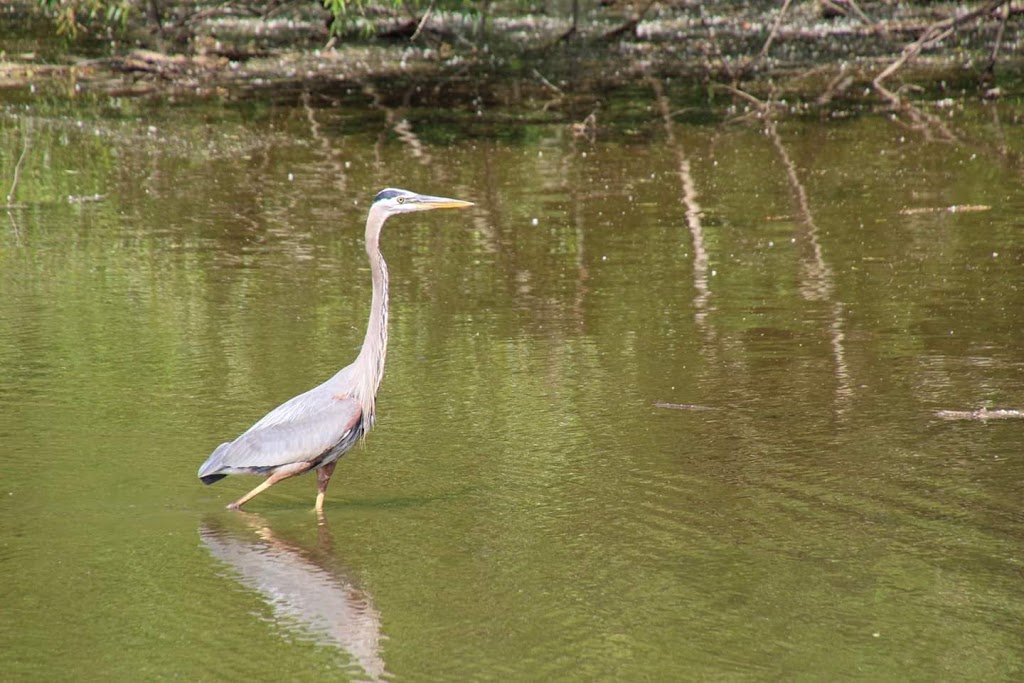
xmin=2 ymin=0 xmax=1022 ymax=118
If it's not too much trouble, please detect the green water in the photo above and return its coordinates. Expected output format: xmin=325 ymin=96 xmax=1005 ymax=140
xmin=2 ymin=87 xmax=1023 ymax=681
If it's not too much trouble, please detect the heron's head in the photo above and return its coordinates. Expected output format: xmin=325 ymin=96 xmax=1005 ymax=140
xmin=371 ymin=188 xmax=474 ymax=216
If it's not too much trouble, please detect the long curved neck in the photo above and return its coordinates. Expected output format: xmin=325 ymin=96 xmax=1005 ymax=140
xmin=355 ymin=207 xmax=389 ymax=423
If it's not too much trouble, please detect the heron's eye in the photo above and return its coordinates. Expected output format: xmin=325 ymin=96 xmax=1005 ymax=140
xmin=397 ymin=197 xmax=405 ymax=204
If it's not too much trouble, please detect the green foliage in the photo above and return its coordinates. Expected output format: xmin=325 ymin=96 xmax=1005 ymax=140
xmin=322 ymin=0 xmax=368 ymax=34
xmin=36 ymin=0 xmax=133 ymax=37
xmin=322 ymin=0 xmax=479 ymax=36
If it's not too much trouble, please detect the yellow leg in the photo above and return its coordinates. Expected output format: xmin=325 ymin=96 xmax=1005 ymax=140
xmin=315 ymin=462 xmax=337 ymax=512
xmin=227 ymin=462 xmax=313 ymax=510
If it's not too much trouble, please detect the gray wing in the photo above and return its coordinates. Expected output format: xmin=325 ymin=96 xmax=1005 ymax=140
xmin=199 ymin=389 xmax=362 ymax=479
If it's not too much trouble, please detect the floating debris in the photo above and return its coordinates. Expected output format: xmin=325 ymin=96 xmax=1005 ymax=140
xmin=899 ymin=205 xmax=992 ymax=215
xmin=67 ymin=194 xmax=106 ymax=204
xmin=654 ymin=402 xmax=717 ymax=411
xmin=934 ymin=407 xmax=1024 ymax=421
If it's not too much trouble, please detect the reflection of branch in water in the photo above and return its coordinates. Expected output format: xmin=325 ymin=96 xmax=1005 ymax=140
xmin=6 ymin=135 xmax=29 ymax=207
xmin=649 ymin=77 xmax=713 ymax=330
xmin=392 ymin=119 xmax=431 ymax=163
xmin=5 ymin=125 xmax=30 ymax=242
xmin=872 ymin=0 xmax=1008 ymax=139
xmin=363 ymin=82 xmax=432 ymax=166
xmin=763 ymin=118 xmax=852 ymax=412
xmin=301 ymin=91 xmax=348 ymax=195
xmin=881 ymin=91 xmax=957 ymax=143
xmin=200 ymin=515 xmax=388 ymax=681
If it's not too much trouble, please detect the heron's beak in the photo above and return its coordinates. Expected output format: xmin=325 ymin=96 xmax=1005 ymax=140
xmin=412 ymin=194 xmax=475 ymax=210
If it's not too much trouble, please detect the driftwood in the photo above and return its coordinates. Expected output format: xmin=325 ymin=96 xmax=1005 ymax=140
xmin=653 ymin=402 xmax=717 ymax=411
xmin=898 ymin=205 xmax=992 ymax=215
xmin=934 ymin=407 xmax=1024 ymax=421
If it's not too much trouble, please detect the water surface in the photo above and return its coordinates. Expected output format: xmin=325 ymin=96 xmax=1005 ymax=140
xmin=2 ymin=86 xmax=1023 ymax=681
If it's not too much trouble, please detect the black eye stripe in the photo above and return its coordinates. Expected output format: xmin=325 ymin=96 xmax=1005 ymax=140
xmin=373 ymin=188 xmax=404 ymax=203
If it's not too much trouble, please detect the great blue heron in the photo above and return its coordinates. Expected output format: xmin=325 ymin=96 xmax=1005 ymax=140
xmin=197 ymin=188 xmax=474 ymax=511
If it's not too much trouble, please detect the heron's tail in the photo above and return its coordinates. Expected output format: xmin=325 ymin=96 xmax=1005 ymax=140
xmin=198 ymin=442 xmax=231 ymax=485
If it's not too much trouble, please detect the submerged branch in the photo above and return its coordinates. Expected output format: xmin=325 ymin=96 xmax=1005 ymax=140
xmin=935 ymin=407 xmax=1024 ymax=421
xmin=6 ymin=129 xmax=30 ymax=208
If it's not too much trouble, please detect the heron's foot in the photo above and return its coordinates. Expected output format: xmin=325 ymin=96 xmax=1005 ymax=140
xmin=315 ymin=461 xmax=335 ymax=513
xmin=226 ymin=500 xmax=244 ymax=511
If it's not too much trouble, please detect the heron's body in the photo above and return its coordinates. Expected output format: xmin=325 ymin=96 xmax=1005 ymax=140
xmin=197 ymin=367 xmax=366 ymax=483
xmin=197 ymin=188 xmax=473 ymax=511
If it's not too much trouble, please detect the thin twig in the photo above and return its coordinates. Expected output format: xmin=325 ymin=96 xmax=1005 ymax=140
xmin=843 ymin=0 xmax=876 ymax=29
xmin=601 ymin=0 xmax=658 ymax=40
xmin=6 ymin=130 xmax=30 ymax=207
xmin=755 ymin=0 xmax=793 ymax=63
xmin=532 ymin=68 xmax=563 ymax=96
xmin=985 ymin=0 xmax=1010 ymax=78
xmin=739 ymin=0 xmax=794 ymax=76
xmin=409 ymin=0 xmax=436 ymax=42
xmin=699 ymin=8 xmax=734 ymax=81
xmin=716 ymin=83 xmax=767 ymax=108
xmin=817 ymin=67 xmax=854 ymax=106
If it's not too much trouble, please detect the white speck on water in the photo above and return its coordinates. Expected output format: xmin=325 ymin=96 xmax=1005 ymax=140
xmin=602 ymin=255 xmax=608 ymax=261
xmin=287 ymin=173 xmax=294 ymax=181
xmin=992 ymin=252 xmax=999 ymax=258
xmin=531 ymin=218 xmax=538 ymax=226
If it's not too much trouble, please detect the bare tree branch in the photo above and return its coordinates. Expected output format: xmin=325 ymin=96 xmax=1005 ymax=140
xmin=874 ymin=0 xmax=1011 ymax=101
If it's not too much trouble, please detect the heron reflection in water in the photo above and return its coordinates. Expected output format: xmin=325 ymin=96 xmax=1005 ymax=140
xmin=198 ymin=189 xmax=474 ymax=510
xmin=200 ymin=514 xmax=388 ymax=681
